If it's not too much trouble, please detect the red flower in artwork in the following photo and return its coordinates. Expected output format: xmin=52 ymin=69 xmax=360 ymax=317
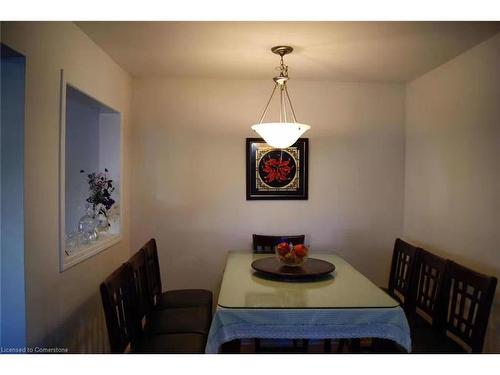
xmin=262 ymin=157 xmax=294 ymax=183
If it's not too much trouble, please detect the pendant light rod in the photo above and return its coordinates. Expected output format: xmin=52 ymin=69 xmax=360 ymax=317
xmin=282 ymin=85 xmax=288 ymax=123
xmin=258 ymin=83 xmax=278 ymax=124
xmin=284 ymin=85 xmax=298 ymax=123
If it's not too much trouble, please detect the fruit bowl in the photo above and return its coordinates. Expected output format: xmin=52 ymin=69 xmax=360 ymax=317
xmin=275 ymin=242 xmax=309 ymax=267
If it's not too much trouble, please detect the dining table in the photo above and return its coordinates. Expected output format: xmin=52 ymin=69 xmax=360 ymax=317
xmin=205 ymin=251 xmax=411 ymax=353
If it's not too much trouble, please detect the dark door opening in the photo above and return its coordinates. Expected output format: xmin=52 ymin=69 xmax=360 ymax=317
xmin=1 ymin=43 xmax=26 ymax=349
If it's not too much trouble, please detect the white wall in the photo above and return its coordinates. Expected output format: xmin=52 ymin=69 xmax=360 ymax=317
xmin=130 ymin=78 xmax=405 ymax=299
xmin=404 ymin=32 xmax=500 ymax=352
xmin=0 ymin=22 xmax=132 ymax=352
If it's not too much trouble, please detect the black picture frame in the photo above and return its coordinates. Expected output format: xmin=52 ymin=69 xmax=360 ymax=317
xmin=246 ymin=138 xmax=308 ymax=200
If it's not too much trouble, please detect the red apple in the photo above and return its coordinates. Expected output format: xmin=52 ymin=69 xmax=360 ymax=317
xmin=294 ymin=244 xmax=308 ymax=258
xmin=276 ymin=242 xmax=291 ymax=256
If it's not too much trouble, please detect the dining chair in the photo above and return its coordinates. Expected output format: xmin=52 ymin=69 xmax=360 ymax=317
xmin=408 ymin=248 xmax=448 ymax=326
xmin=401 ymin=249 xmax=448 ymax=353
xmin=385 ymin=238 xmax=420 ymax=310
xmin=100 ymin=262 xmax=207 ymax=353
xmin=436 ymin=261 xmax=497 ymax=353
xmin=100 ymin=264 xmax=142 ymax=353
xmin=252 ymin=234 xmax=305 ymax=254
xmin=142 ymin=239 xmax=213 ymax=312
xmin=127 ymin=249 xmax=151 ymax=318
xmin=127 ymin=249 xmax=211 ymax=336
xmin=362 ymin=238 xmax=419 ymax=353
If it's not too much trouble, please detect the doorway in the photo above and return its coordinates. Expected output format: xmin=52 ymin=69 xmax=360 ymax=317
xmin=1 ymin=43 xmax=26 ymax=349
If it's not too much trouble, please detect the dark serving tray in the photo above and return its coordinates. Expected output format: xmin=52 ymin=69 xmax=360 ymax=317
xmin=251 ymin=257 xmax=335 ymax=280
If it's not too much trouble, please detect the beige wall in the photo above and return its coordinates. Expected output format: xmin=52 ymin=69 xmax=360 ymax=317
xmin=130 ymin=78 xmax=405 ymax=299
xmin=1 ymin=22 xmax=132 ymax=352
xmin=404 ymin=33 xmax=500 ymax=352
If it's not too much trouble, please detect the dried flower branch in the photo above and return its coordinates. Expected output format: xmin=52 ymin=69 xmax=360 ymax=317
xmin=80 ymin=168 xmax=115 ymax=216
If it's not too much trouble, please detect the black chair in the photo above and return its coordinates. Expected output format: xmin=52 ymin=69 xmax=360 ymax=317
xmin=385 ymin=238 xmax=420 ymax=310
xmin=127 ymin=249 xmax=211 ymax=336
xmin=404 ymin=249 xmax=448 ymax=353
xmin=142 ymin=239 xmax=213 ymax=312
xmin=435 ymin=261 xmax=496 ymax=353
xmin=100 ymin=263 xmax=206 ymax=353
xmin=403 ymin=256 xmax=497 ymax=353
xmin=408 ymin=249 xmax=448 ymax=324
xmin=252 ymin=234 xmax=305 ymax=254
xmin=353 ymin=239 xmax=419 ymax=353
xmin=351 ymin=239 xmax=420 ymax=353
xmin=100 ymin=264 xmax=142 ymax=353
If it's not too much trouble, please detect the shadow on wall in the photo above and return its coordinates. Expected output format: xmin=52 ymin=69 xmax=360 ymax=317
xmin=38 ymin=292 xmax=109 ymax=353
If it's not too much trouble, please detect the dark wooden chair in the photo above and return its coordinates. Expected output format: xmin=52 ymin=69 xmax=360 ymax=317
xmin=402 ymin=249 xmax=448 ymax=353
xmin=252 ymin=234 xmax=305 ymax=254
xmin=435 ymin=261 xmax=497 ymax=353
xmin=100 ymin=263 xmax=207 ymax=353
xmin=353 ymin=239 xmax=419 ymax=353
xmin=100 ymin=264 xmax=142 ymax=353
xmin=142 ymin=239 xmax=213 ymax=312
xmin=385 ymin=238 xmax=420 ymax=310
xmin=408 ymin=249 xmax=447 ymax=326
xmin=402 ymin=256 xmax=497 ymax=353
xmin=127 ymin=249 xmax=211 ymax=336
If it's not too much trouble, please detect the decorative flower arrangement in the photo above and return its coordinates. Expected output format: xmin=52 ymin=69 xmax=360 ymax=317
xmin=80 ymin=168 xmax=116 ymax=220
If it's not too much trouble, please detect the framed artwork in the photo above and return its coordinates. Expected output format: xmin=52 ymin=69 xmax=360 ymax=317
xmin=246 ymin=138 xmax=308 ymax=200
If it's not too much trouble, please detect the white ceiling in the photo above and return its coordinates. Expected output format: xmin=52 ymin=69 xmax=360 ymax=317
xmin=77 ymin=21 xmax=500 ymax=83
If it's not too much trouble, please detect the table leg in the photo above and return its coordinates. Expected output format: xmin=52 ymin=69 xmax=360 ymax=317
xmin=220 ymin=339 xmax=242 ymax=353
xmin=350 ymin=338 xmax=361 ymax=353
xmin=240 ymin=339 xmax=256 ymax=353
xmin=324 ymin=339 xmax=332 ymax=353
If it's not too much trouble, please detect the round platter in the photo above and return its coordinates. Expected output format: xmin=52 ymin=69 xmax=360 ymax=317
xmin=251 ymin=257 xmax=335 ymax=280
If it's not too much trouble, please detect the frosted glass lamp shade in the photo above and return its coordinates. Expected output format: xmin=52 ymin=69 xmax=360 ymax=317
xmin=251 ymin=122 xmax=310 ymax=148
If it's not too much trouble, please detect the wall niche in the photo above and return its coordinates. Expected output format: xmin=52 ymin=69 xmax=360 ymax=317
xmin=59 ymin=71 xmax=121 ymax=271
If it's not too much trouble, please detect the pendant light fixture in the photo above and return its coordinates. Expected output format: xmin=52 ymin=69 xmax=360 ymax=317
xmin=251 ymin=46 xmax=310 ymax=148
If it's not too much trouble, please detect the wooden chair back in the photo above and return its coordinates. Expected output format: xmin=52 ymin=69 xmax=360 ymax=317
xmin=127 ymin=249 xmax=153 ymax=318
xmin=409 ymin=248 xmax=447 ymax=327
xmin=100 ymin=264 xmax=141 ymax=353
xmin=388 ymin=238 xmax=419 ymax=309
xmin=252 ymin=234 xmax=306 ymax=254
xmin=142 ymin=238 xmax=163 ymax=307
xmin=439 ymin=261 xmax=497 ymax=353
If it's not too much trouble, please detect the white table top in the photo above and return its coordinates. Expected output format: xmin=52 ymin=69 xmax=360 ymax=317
xmin=217 ymin=252 xmax=399 ymax=309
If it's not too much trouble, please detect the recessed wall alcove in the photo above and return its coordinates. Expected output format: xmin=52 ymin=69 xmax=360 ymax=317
xmin=59 ymin=72 xmax=122 ymax=271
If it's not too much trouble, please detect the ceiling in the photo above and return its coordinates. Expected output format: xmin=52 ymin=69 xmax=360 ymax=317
xmin=77 ymin=21 xmax=500 ymax=83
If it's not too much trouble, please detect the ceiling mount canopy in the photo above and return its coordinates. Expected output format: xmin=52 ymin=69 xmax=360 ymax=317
xmin=251 ymin=45 xmax=310 ymax=148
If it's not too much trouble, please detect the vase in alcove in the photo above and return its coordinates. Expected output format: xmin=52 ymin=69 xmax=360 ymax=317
xmin=78 ymin=204 xmax=99 ymax=244
xmin=96 ymin=212 xmax=110 ymax=233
